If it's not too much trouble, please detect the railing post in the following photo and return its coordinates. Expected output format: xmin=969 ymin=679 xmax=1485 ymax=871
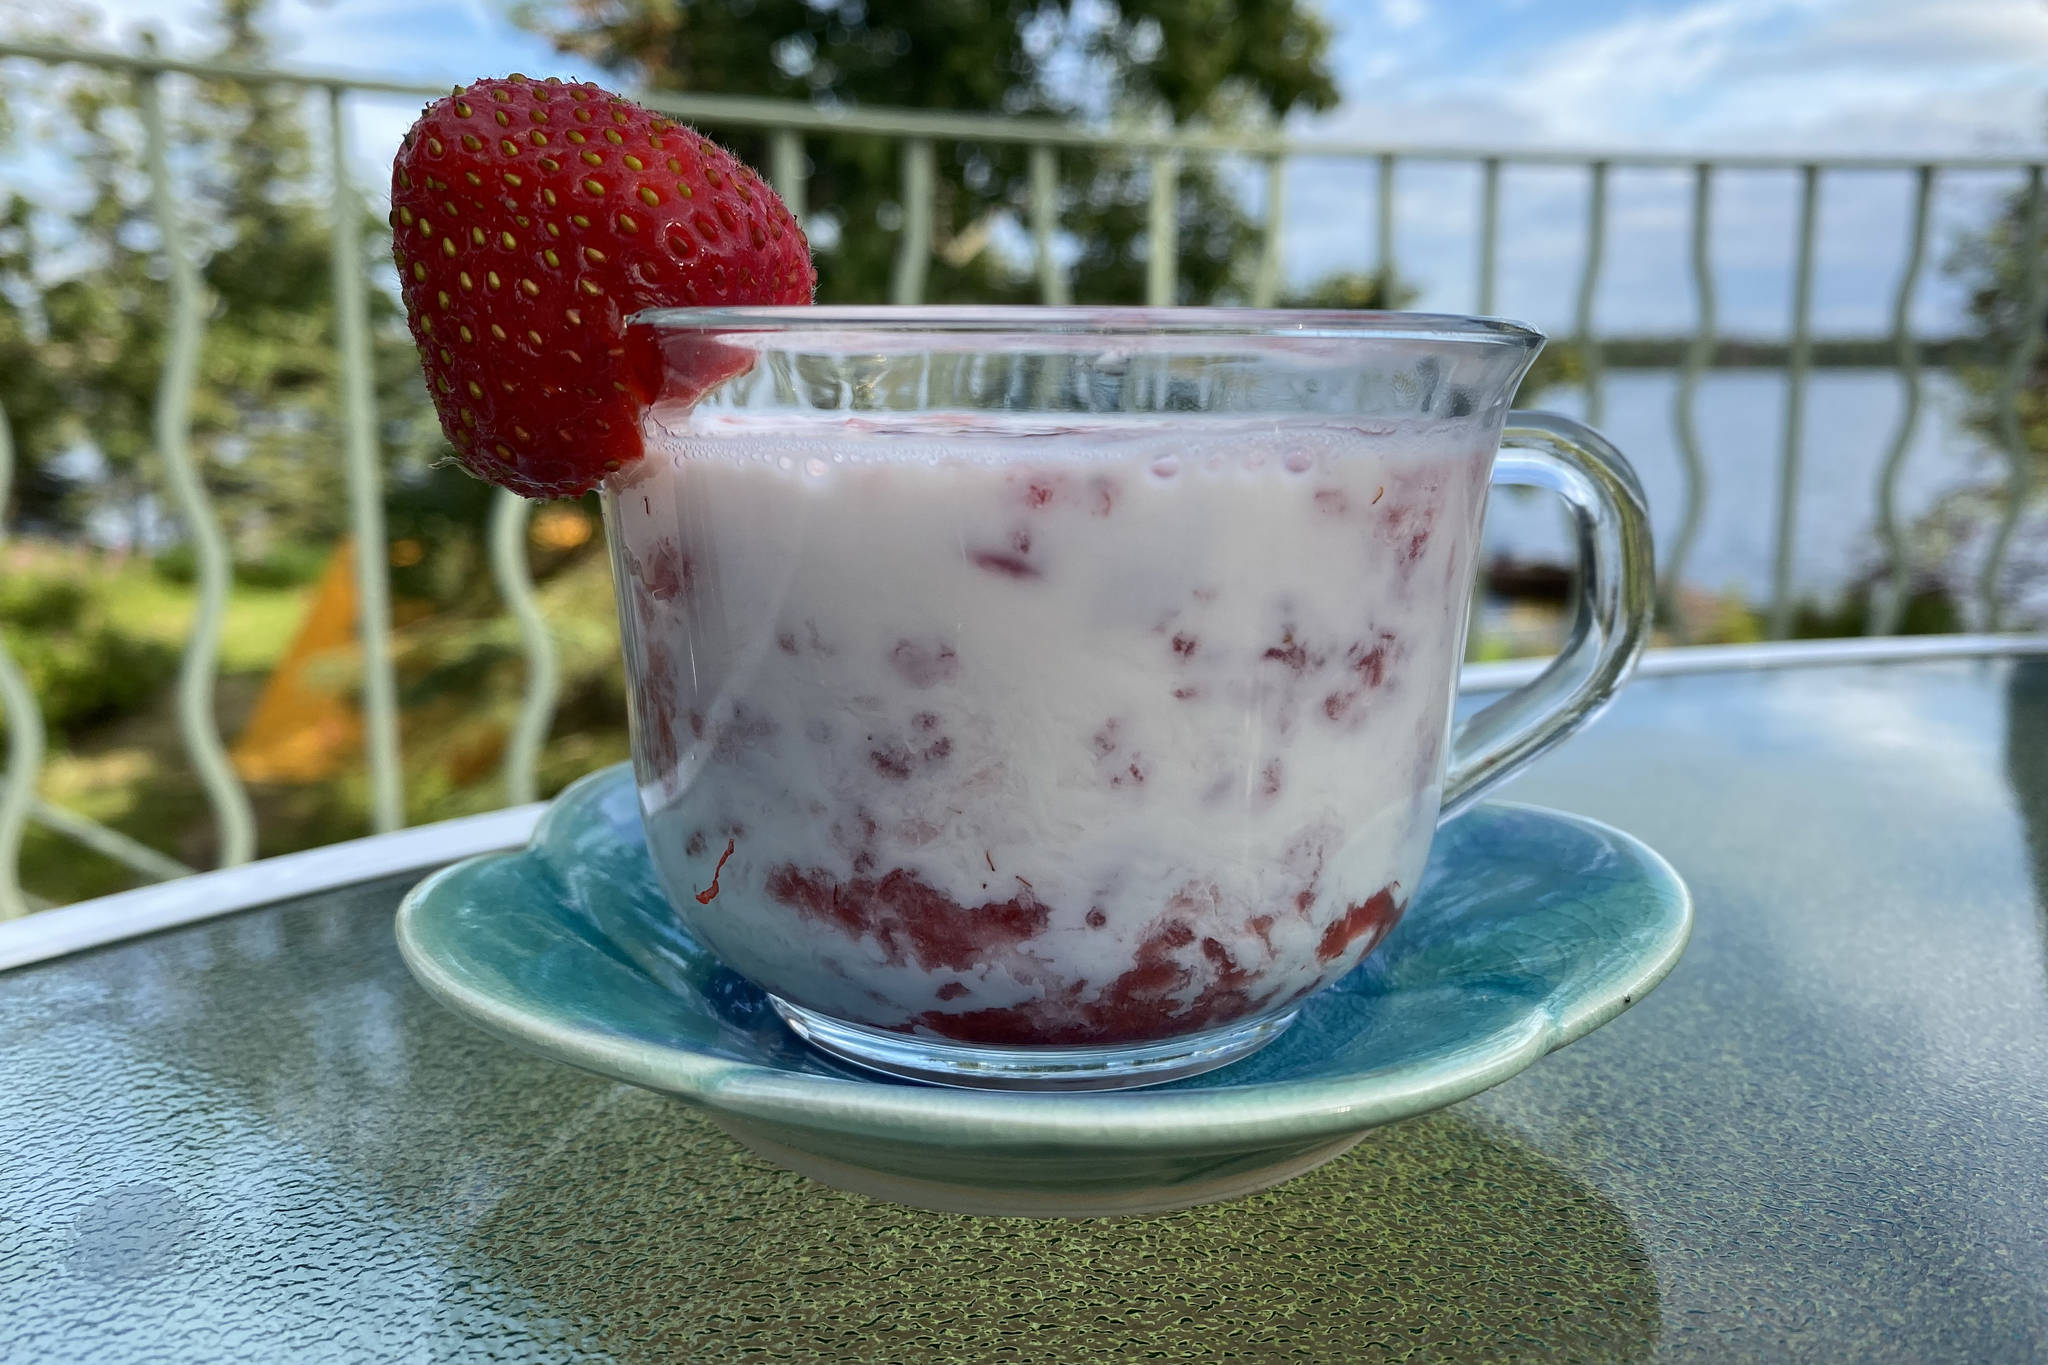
xmin=1870 ymin=165 xmax=1934 ymax=636
xmin=768 ymin=128 xmax=806 ymax=224
xmin=328 ymin=86 xmax=403 ymax=832
xmin=1982 ymin=165 xmax=2045 ymax=632
xmin=890 ymin=139 xmax=935 ymax=306
xmin=1376 ymin=152 xmax=1396 ymax=286
xmin=140 ymin=67 xmax=257 ymax=866
xmin=1146 ymin=148 xmax=1180 ymax=306
xmin=1253 ymin=153 xmax=1286 ymax=308
xmin=489 ymin=491 xmax=560 ymax=805
xmin=1476 ymin=157 xmax=1500 ymax=315
xmin=1770 ymin=164 xmax=1821 ymax=640
xmin=1667 ymin=162 xmax=1717 ymax=635
xmin=1028 ymin=144 xmax=1070 ymax=305
xmin=1469 ymin=157 xmax=1497 ymax=660
xmin=0 ymin=393 xmax=48 ymax=919
xmin=1574 ymin=160 xmax=1609 ymax=428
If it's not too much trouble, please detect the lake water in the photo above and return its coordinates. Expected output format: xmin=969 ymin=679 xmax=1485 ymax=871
xmin=1480 ymin=368 xmax=2003 ymax=609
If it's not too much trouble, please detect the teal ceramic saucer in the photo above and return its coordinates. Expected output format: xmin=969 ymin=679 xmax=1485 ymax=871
xmin=397 ymin=765 xmax=1690 ymax=1217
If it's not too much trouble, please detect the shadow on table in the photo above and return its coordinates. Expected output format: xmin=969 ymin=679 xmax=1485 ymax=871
xmin=442 ymin=1091 xmax=1664 ymax=1362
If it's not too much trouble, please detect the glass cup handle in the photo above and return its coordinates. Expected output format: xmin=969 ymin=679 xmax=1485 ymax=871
xmin=1440 ymin=410 xmax=1656 ymax=821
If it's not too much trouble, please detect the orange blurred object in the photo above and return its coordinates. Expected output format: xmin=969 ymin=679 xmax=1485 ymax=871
xmin=232 ymin=542 xmax=364 ymax=783
xmin=532 ymin=507 xmax=593 ymax=551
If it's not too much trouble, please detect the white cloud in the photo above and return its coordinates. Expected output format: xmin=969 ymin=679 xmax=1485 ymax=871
xmin=1799 ymin=0 xmax=2048 ymax=68
xmin=1272 ymin=0 xmax=2048 ymax=334
xmin=1512 ymin=0 xmax=1793 ymax=131
xmin=1310 ymin=0 xmax=2048 ymax=155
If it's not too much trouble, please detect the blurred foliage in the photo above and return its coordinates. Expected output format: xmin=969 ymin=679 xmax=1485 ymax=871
xmin=1805 ymin=578 xmax=1966 ymax=639
xmin=0 ymin=0 xmax=442 ymax=547
xmin=1941 ymin=177 xmax=2048 ymax=620
xmin=380 ymin=534 xmax=629 ymax=824
xmin=1516 ymin=340 xmax=1587 ymax=405
xmin=152 ymin=539 xmax=331 ymax=589
xmin=7 ymin=525 xmax=631 ymax=904
xmin=1949 ymin=183 xmax=2048 ymax=479
xmin=1279 ymin=268 xmax=1411 ymax=310
xmin=519 ymin=0 xmax=1341 ymax=305
xmin=0 ymin=553 xmax=178 ymax=736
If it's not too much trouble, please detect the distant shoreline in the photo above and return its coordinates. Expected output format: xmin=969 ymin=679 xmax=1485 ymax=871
xmin=1553 ymin=336 xmax=1993 ymax=369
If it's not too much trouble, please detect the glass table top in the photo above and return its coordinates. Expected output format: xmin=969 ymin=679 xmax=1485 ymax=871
xmin=3 ymin=655 xmax=2045 ymax=1362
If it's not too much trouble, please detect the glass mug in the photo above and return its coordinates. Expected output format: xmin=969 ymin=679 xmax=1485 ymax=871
xmin=606 ymin=308 xmax=1653 ymax=1090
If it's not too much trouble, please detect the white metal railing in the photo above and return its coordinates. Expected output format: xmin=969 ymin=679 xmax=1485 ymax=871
xmin=0 ymin=38 xmax=2044 ymax=914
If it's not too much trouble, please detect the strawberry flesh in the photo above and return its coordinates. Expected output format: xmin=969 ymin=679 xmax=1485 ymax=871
xmin=391 ymin=76 xmax=813 ymax=499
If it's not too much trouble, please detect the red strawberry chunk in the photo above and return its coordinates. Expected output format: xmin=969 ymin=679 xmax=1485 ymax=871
xmin=390 ymin=75 xmax=814 ymax=499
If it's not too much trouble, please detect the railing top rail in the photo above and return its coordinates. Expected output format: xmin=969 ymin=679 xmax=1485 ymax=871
xmin=4 ymin=38 xmax=2045 ymax=172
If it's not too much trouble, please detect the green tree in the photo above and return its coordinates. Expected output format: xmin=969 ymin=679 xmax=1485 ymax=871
xmin=0 ymin=30 xmax=170 ymax=539
xmin=518 ymin=0 xmax=1339 ymax=305
xmin=1949 ymin=184 xmax=2048 ymax=483
xmin=187 ymin=0 xmax=358 ymax=560
xmin=1919 ymin=177 xmax=2048 ymax=624
xmin=0 ymin=0 xmax=444 ymax=562
xmin=1280 ymin=269 xmax=1411 ymax=310
xmin=0 ymin=189 xmax=70 ymax=528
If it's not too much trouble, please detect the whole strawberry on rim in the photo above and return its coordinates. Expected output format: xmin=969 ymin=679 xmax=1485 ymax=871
xmin=391 ymin=74 xmax=814 ymax=499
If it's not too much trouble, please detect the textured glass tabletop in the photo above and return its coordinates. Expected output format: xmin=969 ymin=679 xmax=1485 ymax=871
xmin=4 ymin=656 xmax=2047 ymax=1363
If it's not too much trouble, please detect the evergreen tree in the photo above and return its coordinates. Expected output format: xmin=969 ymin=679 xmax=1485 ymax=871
xmin=518 ymin=0 xmax=1340 ymax=305
xmin=0 ymin=0 xmax=444 ymax=567
xmin=1949 ymin=181 xmax=2048 ymax=486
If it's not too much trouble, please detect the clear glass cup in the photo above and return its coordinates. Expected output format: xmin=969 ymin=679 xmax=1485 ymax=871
xmin=607 ymin=307 xmax=1653 ymax=1090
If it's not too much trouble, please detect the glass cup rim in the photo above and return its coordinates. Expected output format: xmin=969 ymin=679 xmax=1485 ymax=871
xmin=628 ymin=304 xmax=1545 ymax=350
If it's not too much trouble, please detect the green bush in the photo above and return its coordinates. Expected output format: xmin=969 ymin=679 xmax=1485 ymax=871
xmin=152 ymin=540 xmax=330 ymax=589
xmin=1 ymin=626 xmax=179 ymax=735
xmin=1 ymin=557 xmax=180 ymax=737
xmin=0 ymin=573 xmax=90 ymax=632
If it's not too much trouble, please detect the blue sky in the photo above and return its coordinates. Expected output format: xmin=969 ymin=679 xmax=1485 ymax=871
xmin=11 ymin=0 xmax=2048 ymax=336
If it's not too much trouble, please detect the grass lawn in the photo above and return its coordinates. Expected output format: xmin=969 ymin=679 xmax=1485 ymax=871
xmin=96 ymin=560 xmax=316 ymax=674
